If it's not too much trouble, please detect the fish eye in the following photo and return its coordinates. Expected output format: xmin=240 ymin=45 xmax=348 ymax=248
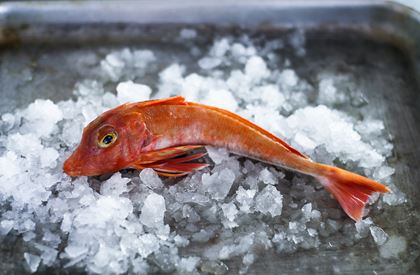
xmin=98 ymin=131 xmax=118 ymax=148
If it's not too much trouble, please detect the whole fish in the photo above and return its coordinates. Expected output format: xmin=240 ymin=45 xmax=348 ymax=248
xmin=63 ymin=96 xmax=390 ymax=221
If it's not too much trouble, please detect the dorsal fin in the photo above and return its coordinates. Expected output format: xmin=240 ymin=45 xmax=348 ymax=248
xmin=187 ymin=102 xmax=310 ymax=160
xmin=135 ymin=96 xmax=187 ymax=108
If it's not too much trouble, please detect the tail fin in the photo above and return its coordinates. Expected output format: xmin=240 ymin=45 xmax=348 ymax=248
xmin=316 ymin=164 xmax=390 ymax=221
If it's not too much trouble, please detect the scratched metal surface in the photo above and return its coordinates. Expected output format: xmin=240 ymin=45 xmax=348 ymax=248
xmin=0 ymin=1 xmax=419 ymax=274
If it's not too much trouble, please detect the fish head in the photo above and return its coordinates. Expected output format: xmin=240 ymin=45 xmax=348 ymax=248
xmin=63 ymin=105 xmax=150 ymax=176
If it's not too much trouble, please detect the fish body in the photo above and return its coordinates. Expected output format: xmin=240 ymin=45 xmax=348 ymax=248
xmin=64 ymin=96 xmax=390 ymax=221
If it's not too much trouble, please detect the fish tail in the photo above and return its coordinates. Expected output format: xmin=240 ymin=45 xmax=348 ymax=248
xmin=314 ymin=163 xmax=390 ymax=221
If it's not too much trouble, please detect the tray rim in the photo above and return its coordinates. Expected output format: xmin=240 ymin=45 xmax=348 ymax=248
xmin=0 ymin=0 xmax=418 ymax=87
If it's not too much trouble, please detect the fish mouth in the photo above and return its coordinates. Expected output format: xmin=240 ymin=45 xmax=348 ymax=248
xmin=63 ymin=157 xmax=83 ymax=177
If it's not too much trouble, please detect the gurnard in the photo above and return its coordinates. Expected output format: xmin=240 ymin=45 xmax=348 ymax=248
xmin=63 ymin=96 xmax=390 ymax=221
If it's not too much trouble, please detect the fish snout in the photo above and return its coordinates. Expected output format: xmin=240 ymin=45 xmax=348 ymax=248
xmin=63 ymin=153 xmax=83 ymax=176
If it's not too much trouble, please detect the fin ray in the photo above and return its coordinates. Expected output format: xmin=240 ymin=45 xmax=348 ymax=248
xmin=317 ymin=164 xmax=390 ymax=221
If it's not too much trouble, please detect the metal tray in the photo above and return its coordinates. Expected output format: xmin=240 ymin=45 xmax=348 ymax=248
xmin=0 ymin=1 xmax=419 ymax=274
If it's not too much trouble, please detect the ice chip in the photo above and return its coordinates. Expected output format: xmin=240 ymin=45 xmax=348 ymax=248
xmin=235 ymin=186 xmax=256 ymax=213
xmin=210 ymin=38 xmax=230 ymax=58
xmin=24 ymin=253 xmax=41 ymax=273
xmin=175 ymin=192 xmax=210 ymax=206
xmin=198 ymin=57 xmax=222 ymax=70
xmin=259 ymin=85 xmax=285 ymax=108
xmin=1 ymin=112 xmax=15 ymax=131
xmin=0 ymin=220 xmax=14 ymax=235
xmin=206 ymin=147 xmax=230 ymax=165
xmin=221 ymin=203 xmax=239 ymax=228
xmin=255 ymin=185 xmax=283 ymax=217
xmin=355 ymin=218 xmax=373 ymax=238
xmin=65 ymin=245 xmax=88 ymax=258
xmin=23 ymin=99 xmax=63 ymax=137
xmin=0 ymin=151 xmax=20 ymax=178
xmin=178 ymin=256 xmax=200 ymax=272
xmin=370 ymin=226 xmax=389 ymax=246
xmin=116 ymin=81 xmax=152 ymax=104
xmin=35 ymin=244 xmax=58 ymax=266
xmin=258 ymin=168 xmax=277 ymax=185
xmin=40 ymin=148 xmax=59 ymax=168
xmin=373 ymin=166 xmax=395 ymax=181
xmin=201 ymin=168 xmax=235 ymax=200
xmin=279 ymin=69 xmax=298 ymax=87
xmin=160 ymin=63 xmax=185 ymax=83
xmin=140 ymin=193 xmax=166 ymax=228
xmin=100 ymin=173 xmax=130 ymax=196
xmin=294 ymin=132 xmax=317 ymax=150
xmin=140 ymin=168 xmax=164 ymax=190
xmin=379 ymin=235 xmax=407 ymax=259
xmin=245 ymin=56 xmax=269 ymax=82
xmin=137 ymin=233 xmax=160 ymax=257
xmin=202 ymin=89 xmax=238 ymax=112
xmin=383 ymin=190 xmax=407 ymax=206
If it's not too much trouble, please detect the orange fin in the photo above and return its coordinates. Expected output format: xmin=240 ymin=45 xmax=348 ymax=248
xmin=135 ymin=96 xmax=186 ymax=108
xmin=139 ymin=145 xmax=203 ymax=164
xmin=153 ymin=162 xmax=209 ymax=173
xmin=187 ymin=102 xmax=309 ymax=159
xmin=317 ymin=164 xmax=390 ymax=221
xmin=133 ymin=146 xmax=208 ymax=177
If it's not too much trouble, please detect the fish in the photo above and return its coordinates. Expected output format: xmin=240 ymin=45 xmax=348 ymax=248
xmin=63 ymin=96 xmax=390 ymax=221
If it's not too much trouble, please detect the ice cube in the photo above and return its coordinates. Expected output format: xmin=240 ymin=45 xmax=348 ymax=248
xmin=39 ymin=148 xmax=59 ymax=168
xmin=206 ymin=147 xmax=230 ymax=165
xmin=355 ymin=218 xmax=373 ymax=238
xmin=100 ymin=173 xmax=131 ymax=196
xmin=65 ymin=245 xmax=88 ymax=258
xmin=175 ymin=192 xmax=210 ymax=206
xmin=34 ymin=243 xmax=58 ymax=266
xmin=140 ymin=193 xmax=166 ymax=229
xmin=294 ymin=132 xmax=317 ymax=150
xmin=137 ymin=233 xmax=160 ymax=257
xmin=210 ymin=38 xmax=230 ymax=58
xmin=379 ymin=235 xmax=407 ymax=259
xmin=0 ymin=220 xmax=14 ymax=235
xmin=159 ymin=64 xmax=185 ymax=83
xmin=202 ymin=89 xmax=238 ymax=112
xmin=383 ymin=190 xmax=407 ymax=206
xmin=24 ymin=253 xmax=41 ymax=273
xmin=1 ymin=112 xmax=15 ymax=131
xmin=235 ymin=186 xmax=256 ymax=213
xmin=174 ymin=235 xmax=190 ymax=247
xmin=116 ymin=81 xmax=152 ymax=104
xmin=255 ymin=185 xmax=283 ymax=217
xmin=0 ymin=151 xmax=20 ymax=178
xmin=198 ymin=57 xmax=222 ymax=70
xmin=258 ymin=168 xmax=277 ymax=185
xmin=245 ymin=56 xmax=269 ymax=82
xmin=221 ymin=203 xmax=239 ymax=228
xmin=140 ymin=168 xmax=164 ymax=190
xmin=259 ymin=85 xmax=285 ymax=108
xmin=177 ymin=256 xmax=200 ymax=272
xmin=201 ymin=168 xmax=236 ymax=200
xmin=370 ymin=226 xmax=388 ymax=246
xmin=279 ymin=69 xmax=298 ymax=87
xmin=23 ymin=99 xmax=63 ymax=137
xmin=373 ymin=166 xmax=395 ymax=181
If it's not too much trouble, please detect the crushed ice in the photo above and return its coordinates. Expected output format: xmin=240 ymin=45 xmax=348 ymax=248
xmin=0 ymin=29 xmax=407 ymax=273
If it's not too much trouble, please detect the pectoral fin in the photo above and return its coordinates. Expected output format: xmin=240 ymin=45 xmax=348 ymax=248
xmin=133 ymin=146 xmax=208 ymax=177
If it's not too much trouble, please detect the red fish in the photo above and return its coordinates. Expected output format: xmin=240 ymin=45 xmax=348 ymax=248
xmin=63 ymin=96 xmax=390 ymax=221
